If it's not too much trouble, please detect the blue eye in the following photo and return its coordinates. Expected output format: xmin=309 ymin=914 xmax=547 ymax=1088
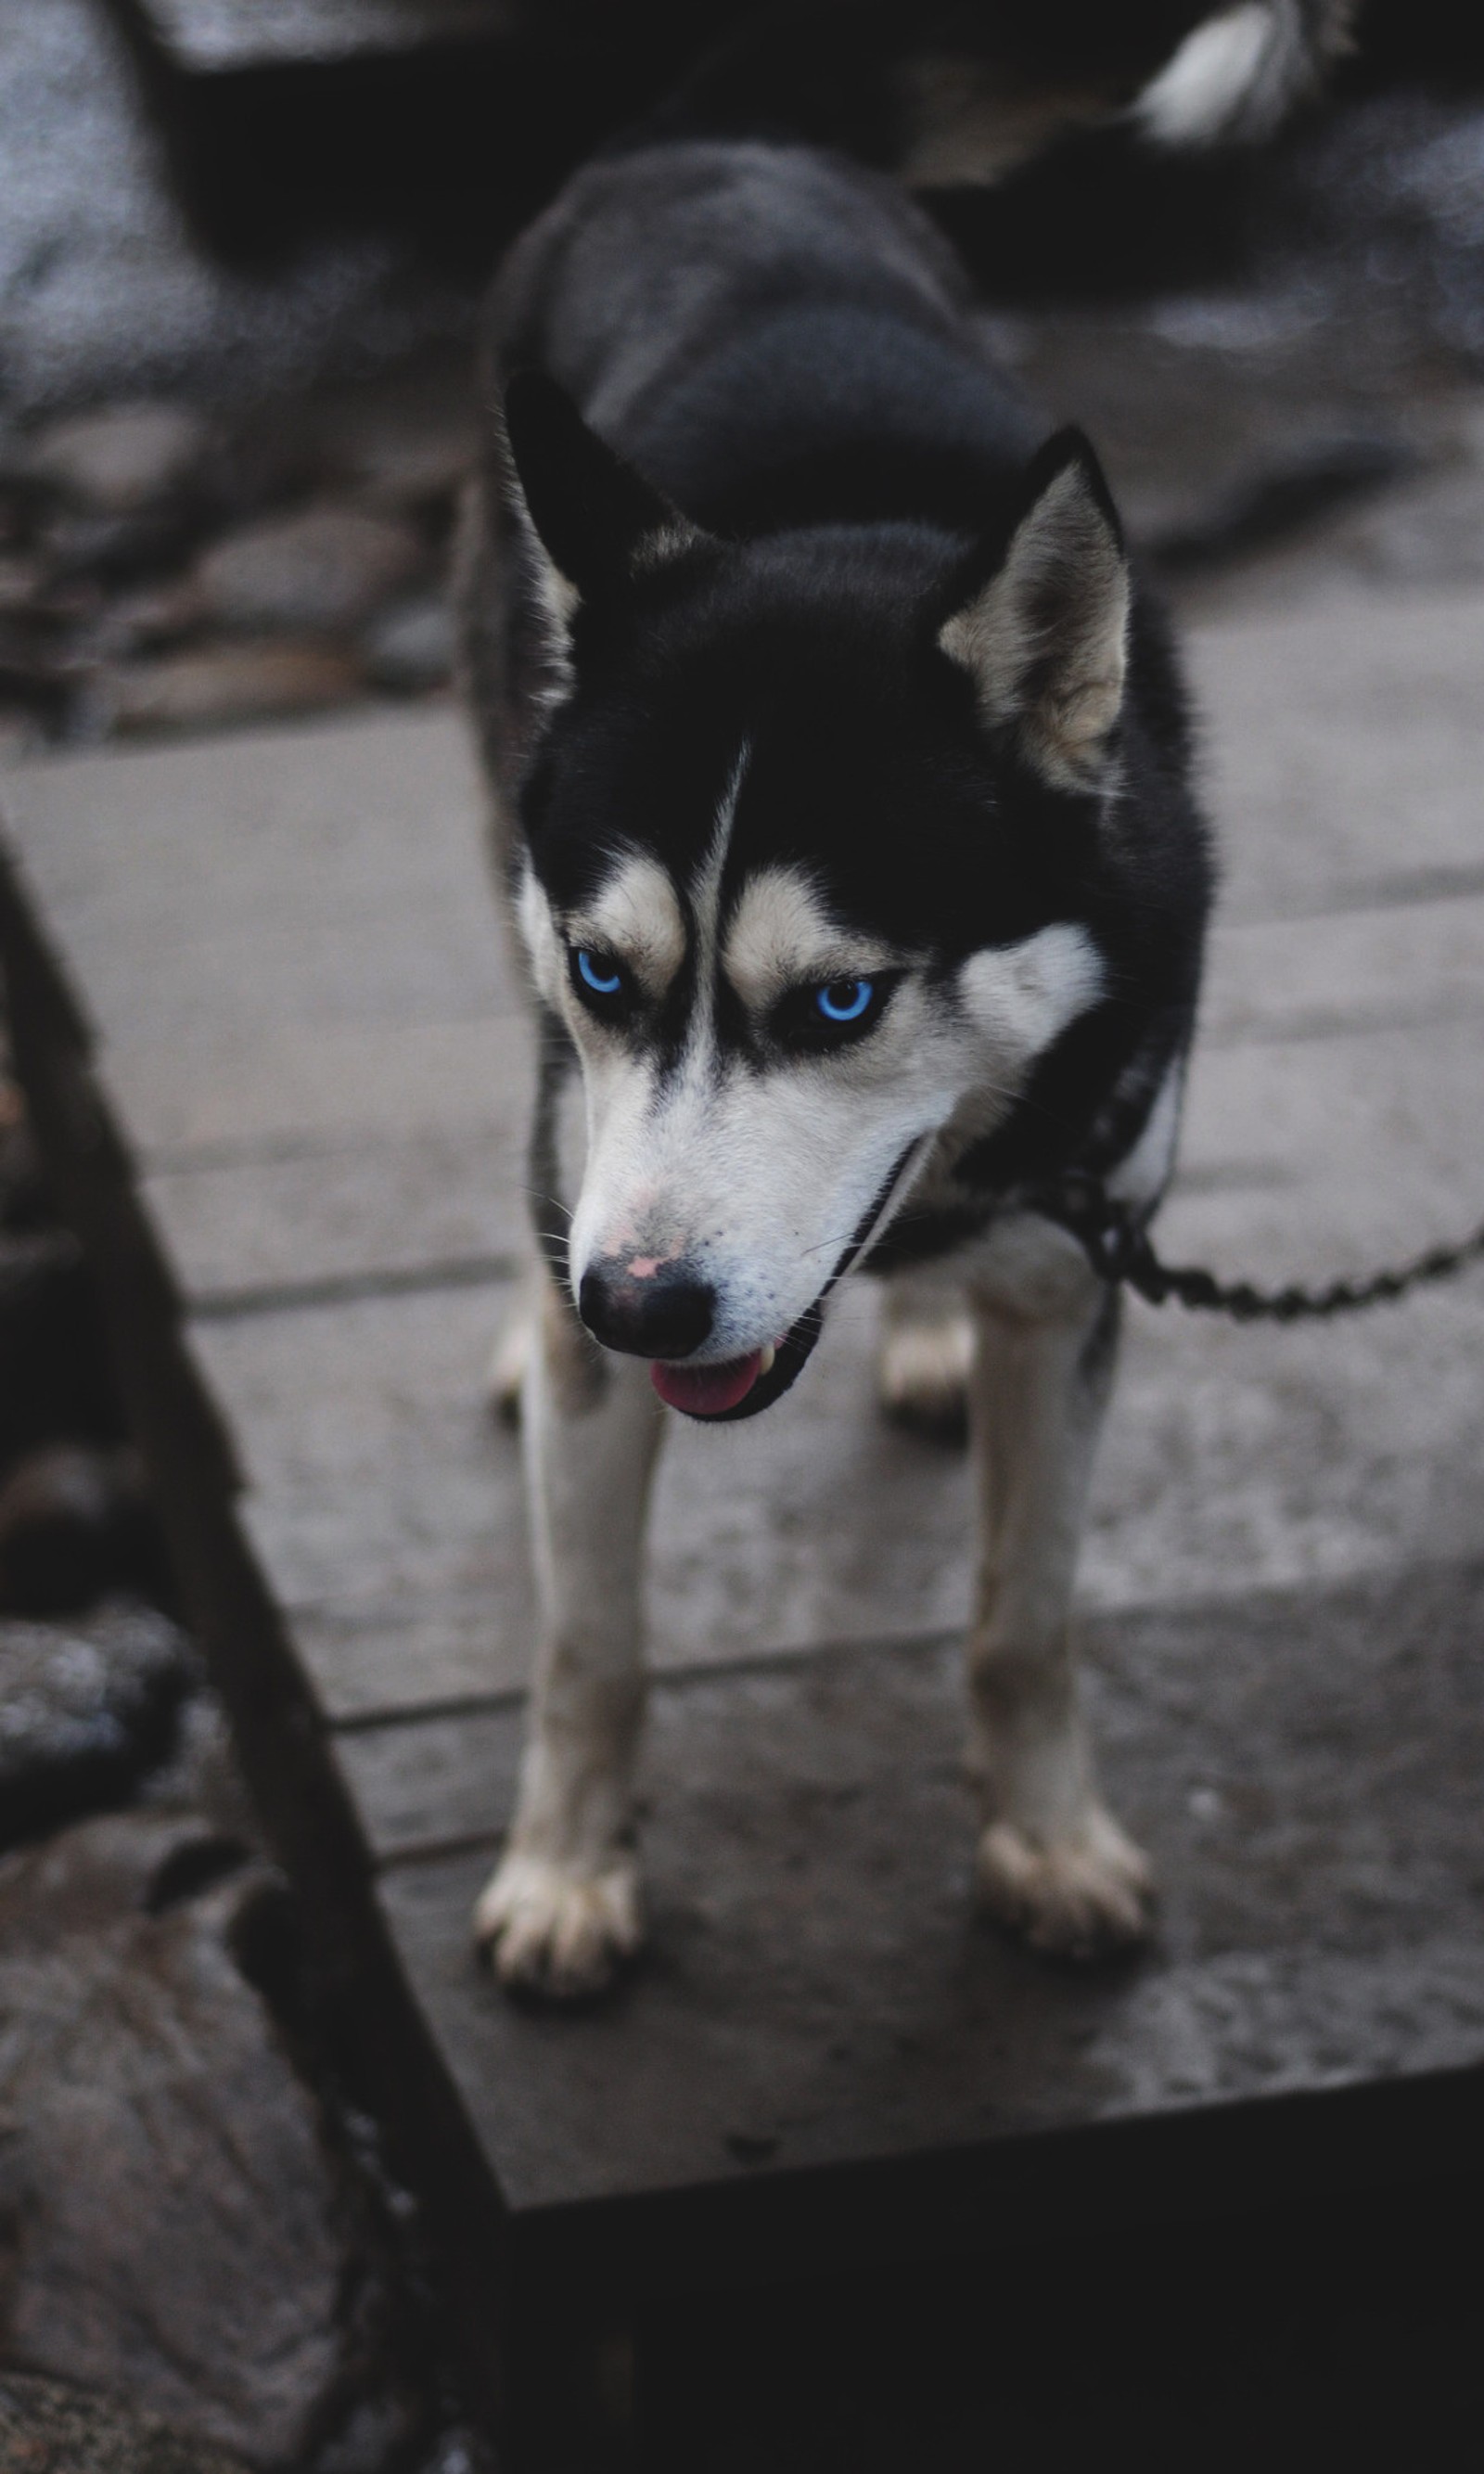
xmin=814 ymin=977 xmax=875 ymax=1025
xmin=574 ymin=948 xmax=624 ymax=997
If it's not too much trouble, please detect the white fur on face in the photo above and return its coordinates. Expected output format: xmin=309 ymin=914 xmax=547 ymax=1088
xmin=722 ymin=866 xmax=897 ymax=1009
xmin=531 ymin=846 xmax=1109 ymax=1366
xmin=956 ymin=922 xmax=1106 ymax=1062
xmin=568 ymin=1002 xmax=939 ymax=1358
xmin=517 ymin=858 xmax=567 ymax=1008
xmin=569 ymin=852 xmax=686 ymax=998
xmin=516 ymin=848 xmax=687 ymax=1008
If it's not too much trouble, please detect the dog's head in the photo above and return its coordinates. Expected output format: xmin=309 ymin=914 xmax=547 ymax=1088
xmin=497 ymin=372 xmax=1134 ymax=1419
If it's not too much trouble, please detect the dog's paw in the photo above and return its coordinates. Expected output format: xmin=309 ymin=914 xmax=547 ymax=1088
xmin=485 ymin=1304 xmax=532 ymax=1429
xmin=473 ymin=1850 xmax=643 ymax=1996
xmin=977 ymin=1808 xmax=1153 ymax=1957
xmin=877 ymin=1306 xmax=973 ymax=1445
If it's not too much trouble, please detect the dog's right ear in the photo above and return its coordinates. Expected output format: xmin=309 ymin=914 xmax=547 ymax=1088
xmin=937 ymin=429 xmax=1130 ymax=796
xmin=499 ymin=369 xmax=710 ymax=616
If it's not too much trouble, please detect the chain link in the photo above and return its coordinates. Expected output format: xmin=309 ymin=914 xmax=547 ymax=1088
xmin=1041 ymin=1180 xmax=1484 ymax=1324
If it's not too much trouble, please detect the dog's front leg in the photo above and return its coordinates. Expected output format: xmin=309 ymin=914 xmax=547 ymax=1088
xmin=876 ymin=1261 xmax=975 ymax=1443
xmin=966 ymin=1227 xmax=1152 ymax=1955
xmin=474 ymin=1272 xmax=666 ymax=1994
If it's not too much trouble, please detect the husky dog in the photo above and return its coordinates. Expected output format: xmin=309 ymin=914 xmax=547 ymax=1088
xmin=458 ymin=3 xmax=1347 ymax=1995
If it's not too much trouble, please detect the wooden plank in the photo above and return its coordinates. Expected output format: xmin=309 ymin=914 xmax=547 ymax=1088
xmin=189 ymin=1278 xmax=979 ymax=1713
xmin=3 ymin=589 xmax=1481 ymax=1313
xmin=97 ymin=1013 xmax=525 ymax=1162
xmin=6 ymin=712 xmax=495 ymax=993
xmin=6 ymin=638 xmax=1484 ymax=1732
xmin=4 ymin=711 xmax=529 ymax=1260
xmin=184 ymin=1168 xmax=1484 ymax=1724
xmin=356 ymin=1563 xmax=1484 ymax=2230
xmin=1103 ymin=1280 xmax=1484 ymax=1610
xmin=1202 ymin=895 xmax=1484 ymax=1046
xmin=6 ymin=576 xmax=1484 ymax=2420
xmin=144 ymin=1117 xmax=526 ymax=1303
xmin=112 ymin=899 xmax=1484 ymax=1299
xmin=1171 ymin=1015 xmax=1484 ymax=1273
xmin=1185 ymin=587 xmax=1484 ymax=924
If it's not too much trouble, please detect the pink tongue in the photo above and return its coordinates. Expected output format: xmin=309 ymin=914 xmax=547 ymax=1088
xmin=650 ymin=1350 xmax=764 ymax=1416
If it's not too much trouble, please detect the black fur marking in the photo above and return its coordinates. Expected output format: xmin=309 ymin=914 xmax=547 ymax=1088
xmin=467 ymin=131 xmax=1214 ymax=1395
xmin=505 ymin=367 xmax=700 ymax=599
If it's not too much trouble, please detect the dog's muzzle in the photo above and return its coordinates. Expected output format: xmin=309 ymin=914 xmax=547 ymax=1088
xmin=644 ymin=1138 xmax=926 ymax=1424
xmin=649 ymin=1319 xmax=811 ymax=1421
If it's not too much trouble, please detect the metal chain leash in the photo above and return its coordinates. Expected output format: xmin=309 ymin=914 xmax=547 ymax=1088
xmin=1041 ymin=1178 xmax=1484 ymax=1325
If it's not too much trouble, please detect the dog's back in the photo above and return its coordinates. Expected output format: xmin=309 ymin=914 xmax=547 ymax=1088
xmin=472 ymin=0 xmax=1353 ymax=527
xmin=492 ymin=139 xmax=1037 ymax=525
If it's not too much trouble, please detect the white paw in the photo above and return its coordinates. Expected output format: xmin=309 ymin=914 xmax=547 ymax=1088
xmin=473 ymin=1849 xmax=643 ymax=1996
xmin=977 ymin=1807 xmax=1153 ymax=1957
xmin=877 ymin=1307 xmax=973 ymax=1443
xmin=485 ymin=1303 xmax=532 ymax=1428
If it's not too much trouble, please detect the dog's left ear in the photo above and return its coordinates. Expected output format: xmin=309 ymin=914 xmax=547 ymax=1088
xmin=938 ymin=429 xmax=1130 ymax=794
xmin=502 ymin=368 xmax=710 ymax=608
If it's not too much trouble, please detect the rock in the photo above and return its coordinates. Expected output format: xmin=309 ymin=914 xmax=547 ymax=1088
xmin=137 ymin=1686 xmax=259 ymax=1845
xmin=0 ymin=2371 xmax=249 ymax=2472
xmin=413 ymin=2433 xmax=494 ymax=2474
xmin=0 ymin=623 xmax=75 ymax=728
xmin=0 ymin=1231 xmax=122 ymax=1463
xmin=195 ymin=506 xmax=426 ymax=635
xmin=0 ymin=553 xmax=43 ymax=613
xmin=97 ymin=577 xmax=210 ymax=657
xmin=43 ymin=507 xmax=202 ymax=590
xmin=26 ymin=403 xmax=211 ymax=516
xmin=0 ymin=1599 xmax=195 ymax=1846
xmin=0 ymin=708 xmax=41 ymax=764
xmin=1144 ymin=435 xmax=1417 ymax=575
xmin=0 ymin=1813 xmax=422 ymax=2468
xmin=305 ymin=370 xmax=477 ymax=512
xmin=0 ymin=1444 xmax=168 ymax=1619
xmin=130 ymin=0 xmax=510 ymax=71
xmin=96 ymin=641 xmax=365 ymax=737
xmin=364 ymin=595 xmax=454 ymax=695
xmin=0 ymin=0 xmax=483 ymax=425
xmin=0 ymin=490 xmax=50 ymax=564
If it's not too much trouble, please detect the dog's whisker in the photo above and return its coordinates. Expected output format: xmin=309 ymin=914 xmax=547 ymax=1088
xmin=522 ymin=1186 xmax=574 ymax=1226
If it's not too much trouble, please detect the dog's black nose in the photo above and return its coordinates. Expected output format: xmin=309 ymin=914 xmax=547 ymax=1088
xmin=578 ymin=1262 xmax=715 ymax=1359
